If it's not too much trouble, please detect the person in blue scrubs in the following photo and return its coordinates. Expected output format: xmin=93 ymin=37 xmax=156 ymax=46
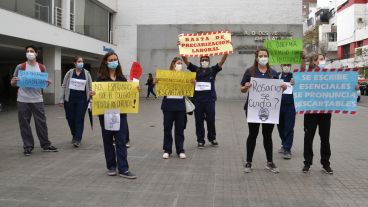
xmin=277 ymin=64 xmax=296 ymax=160
xmin=240 ymin=49 xmax=286 ymax=173
xmin=181 ymin=54 xmax=228 ymax=148
xmin=159 ymin=57 xmax=191 ymax=159
xmin=91 ymin=52 xmax=136 ymax=179
xmin=59 ymin=56 xmax=93 ymax=148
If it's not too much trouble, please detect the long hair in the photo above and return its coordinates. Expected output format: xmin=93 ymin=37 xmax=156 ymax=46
xmin=249 ymin=48 xmax=273 ymax=78
xmin=98 ymin=52 xmax=125 ymax=80
xmin=73 ymin=55 xmax=82 ymax=67
xmin=308 ymin=53 xmax=325 ymax=69
xmin=169 ymin=57 xmax=182 ymax=70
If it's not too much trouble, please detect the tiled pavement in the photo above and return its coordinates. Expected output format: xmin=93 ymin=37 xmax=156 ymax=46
xmin=0 ymin=99 xmax=367 ymax=207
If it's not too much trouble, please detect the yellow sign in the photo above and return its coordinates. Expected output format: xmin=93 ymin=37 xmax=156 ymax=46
xmin=178 ymin=31 xmax=233 ymax=57
xmin=156 ymin=69 xmax=196 ymax=97
xmin=92 ymin=82 xmax=139 ymax=115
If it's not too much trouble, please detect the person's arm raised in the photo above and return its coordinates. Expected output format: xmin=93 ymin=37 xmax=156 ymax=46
xmin=218 ymin=54 xmax=228 ymax=68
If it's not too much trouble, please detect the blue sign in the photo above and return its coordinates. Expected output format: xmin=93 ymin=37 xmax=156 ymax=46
xmin=293 ymin=69 xmax=358 ymax=114
xmin=17 ymin=70 xmax=48 ymax=89
xmin=103 ymin=46 xmax=114 ymax=53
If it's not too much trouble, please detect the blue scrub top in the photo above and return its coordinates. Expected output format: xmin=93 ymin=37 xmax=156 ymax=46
xmin=69 ymin=69 xmax=86 ymax=103
xmin=240 ymin=67 xmax=278 ymax=110
xmin=277 ymin=72 xmax=294 ymax=105
xmin=187 ymin=62 xmax=222 ymax=102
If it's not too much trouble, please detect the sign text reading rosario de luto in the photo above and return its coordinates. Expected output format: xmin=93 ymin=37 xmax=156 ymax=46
xmin=178 ymin=31 xmax=233 ymax=57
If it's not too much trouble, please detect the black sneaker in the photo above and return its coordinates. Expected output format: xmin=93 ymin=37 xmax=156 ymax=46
xmin=244 ymin=162 xmax=252 ymax=173
xmin=283 ymin=151 xmax=292 ymax=160
xmin=266 ymin=162 xmax=280 ymax=173
xmin=197 ymin=142 xmax=205 ymax=149
xmin=119 ymin=171 xmax=137 ymax=179
xmin=302 ymin=165 xmax=311 ymax=173
xmin=210 ymin=140 xmax=219 ymax=147
xmin=73 ymin=141 xmax=80 ymax=148
xmin=125 ymin=141 xmax=130 ymax=148
xmin=323 ymin=166 xmax=333 ymax=174
xmin=43 ymin=145 xmax=58 ymax=152
xmin=24 ymin=149 xmax=32 ymax=156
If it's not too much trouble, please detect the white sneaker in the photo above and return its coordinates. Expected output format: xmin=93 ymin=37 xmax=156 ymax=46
xmin=179 ymin=153 xmax=186 ymax=159
xmin=163 ymin=153 xmax=169 ymax=159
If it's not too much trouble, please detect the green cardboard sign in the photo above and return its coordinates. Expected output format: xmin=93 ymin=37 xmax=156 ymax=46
xmin=264 ymin=39 xmax=303 ymax=65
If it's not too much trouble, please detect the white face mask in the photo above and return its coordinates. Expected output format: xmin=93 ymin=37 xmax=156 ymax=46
xmin=318 ymin=60 xmax=326 ymax=69
xmin=26 ymin=52 xmax=36 ymax=61
xmin=258 ymin=57 xmax=268 ymax=66
xmin=201 ymin=61 xmax=209 ymax=68
xmin=282 ymin=66 xmax=291 ymax=73
xmin=175 ymin=64 xmax=182 ymax=71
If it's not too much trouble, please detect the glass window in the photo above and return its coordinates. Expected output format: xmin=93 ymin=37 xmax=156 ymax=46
xmin=0 ymin=0 xmax=52 ymax=24
xmin=84 ymin=0 xmax=109 ymax=42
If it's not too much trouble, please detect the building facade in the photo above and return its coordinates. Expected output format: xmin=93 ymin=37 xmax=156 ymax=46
xmin=335 ymin=0 xmax=368 ymax=69
xmin=0 ymin=0 xmax=117 ymax=104
xmin=0 ymin=0 xmax=303 ymax=103
xmin=114 ymin=0 xmax=303 ymax=100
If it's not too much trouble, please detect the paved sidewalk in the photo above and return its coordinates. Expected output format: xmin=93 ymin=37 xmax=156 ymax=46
xmin=0 ymin=99 xmax=368 ymax=207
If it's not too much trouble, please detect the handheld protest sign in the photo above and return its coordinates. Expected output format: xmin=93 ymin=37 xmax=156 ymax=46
xmin=17 ymin=70 xmax=48 ymax=89
xmin=129 ymin=62 xmax=142 ymax=81
xmin=247 ymin=78 xmax=283 ymax=124
xmin=178 ymin=31 xmax=233 ymax=57
xmin=155 ymin=69 xmax=196 ymax=97
xmin=263 ymin=39 xmax=303 ymax=65
xmin=293 ymin=68 xmax=358 ymax=115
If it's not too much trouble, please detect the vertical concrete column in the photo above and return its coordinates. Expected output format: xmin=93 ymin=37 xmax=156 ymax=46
xmin=43 ymin=47 xmax=62 ymax=105
xmin=62 ymin=0 xmax=71 ymax=30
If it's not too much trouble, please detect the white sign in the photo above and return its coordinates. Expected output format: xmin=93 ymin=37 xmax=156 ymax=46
xmin=247 ymin=78 xmax=283 ymax=124
xmin=104 ymin=109 xmax=120 ymax=131
xmin=167 ymin=96 xmax=184 ymax=99
xmin=69 ymin=78 xmax=87 ymax=91
xmin=283 ymin=82 xmax=293 ymax=94
xmin=195 ymin=82 xmax=211 ymax=91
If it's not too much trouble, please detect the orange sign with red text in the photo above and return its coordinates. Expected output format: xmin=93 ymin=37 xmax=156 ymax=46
xmin=178 ymin=31 xmax=233 ymax=57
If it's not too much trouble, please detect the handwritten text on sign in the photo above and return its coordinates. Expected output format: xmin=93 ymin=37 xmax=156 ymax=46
xmin=247 ymin=78 xmax=283 ymax=124
xmin=179 ymin=31 xmax=233 ymax=57
xmin=263 ymin=39 xmax=303 ymax=65
xmin=156 ymin=69 xmax=196 ymax=97
xmin=17 ymin=70 xmax=48 ymax=89
xmin=92 ymin=82 xmax=139 ymax=115
xmin=293 ymin=70 xmax=358 ymax=114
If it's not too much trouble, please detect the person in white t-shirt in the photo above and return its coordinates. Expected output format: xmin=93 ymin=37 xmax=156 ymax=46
xmin=10 ymin=45 xmax=58 ymax=156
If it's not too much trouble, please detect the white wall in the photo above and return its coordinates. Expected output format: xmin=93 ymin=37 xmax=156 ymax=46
xmin=0 ymin=8 xmax=116 ymax=55
xmin=96 ymin=0 xmax=117 ymax=12
xmin=114 ymin=0 xmax=303 ymax=73
xmin=337 ymin=4 xmax=368 ymax=46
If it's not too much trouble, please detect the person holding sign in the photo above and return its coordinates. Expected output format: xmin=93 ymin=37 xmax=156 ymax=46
xmin=302 ymin=54 xmax=333 ymax=174
xmin=277 ymin=64 xmax=296 ymax=160
xmin=158 ymin=57 xmax=188 ymax=159
xmin=240 ymin=49 xmax=287 ymax=173
xmin=10 ymin=45 xmax=58 ymax=156
xmin=91 ymin=52 xmax=136 ymax=179
xmin=59 ymin=56 xmax=93 ymax=148
xmin=181 ymin=54 xmax=228 ymax=148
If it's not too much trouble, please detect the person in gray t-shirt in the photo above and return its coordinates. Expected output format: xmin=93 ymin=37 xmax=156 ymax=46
xmin=10 ymin=45 xmax=58 ymax=156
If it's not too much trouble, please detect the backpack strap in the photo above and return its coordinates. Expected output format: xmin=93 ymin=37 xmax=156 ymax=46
xmin=20 ymin=62 xmax=27 ymax=70
xmin=38 ymin=63 xmax=46 ymax=72
xmin=20 ymin=62 xmax=46 ymax=72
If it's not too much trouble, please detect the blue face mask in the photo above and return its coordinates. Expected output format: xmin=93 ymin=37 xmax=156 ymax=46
xmin=76 ymin=63 xmax=84 ymax=69
xmin=107 ymin=61 xmax=119 ymax=70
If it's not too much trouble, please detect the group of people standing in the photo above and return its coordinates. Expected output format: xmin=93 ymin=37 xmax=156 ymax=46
xmin=10 ymin=44 xmax=342 ymax=180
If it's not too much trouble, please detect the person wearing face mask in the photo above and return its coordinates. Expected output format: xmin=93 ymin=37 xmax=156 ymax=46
xmin=277 ymin=64 xmax=295 ymax=160
xmin=10 ymin=45 xmax=58 ymax=156
xmin=59 ymin=56 xmax=93 ymax=147
xmin=240 ymin=49 xmax=287 ymax=173
xmin=90 ymin=52 xmax=137 ymax=179
xmin=158 ymin=57 xmax=188 ymax=159
xmin=181 ymin=54 xmax=228 ymax=148
xmin=302 ymin=54 xmax=333 ymax=174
